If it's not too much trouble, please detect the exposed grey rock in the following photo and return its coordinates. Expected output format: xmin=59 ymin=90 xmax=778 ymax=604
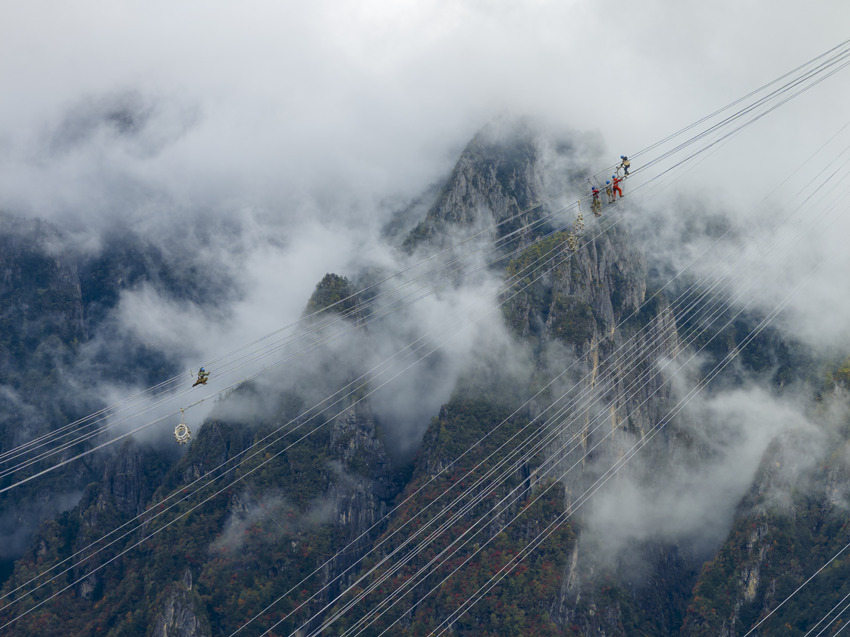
xmin=327 ymin=399 xmax=395 ymax=540
xmin=403 ymin=119 xmax=586 ymax=255
xmin=147 ymin=582 xmax=211 ymax=637
xmin=102 ymin=439 xmax=149 ymax=517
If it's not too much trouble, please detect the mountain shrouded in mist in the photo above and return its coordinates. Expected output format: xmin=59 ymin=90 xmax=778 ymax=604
xmin=1 ymin=118 xmax=849 ymax=637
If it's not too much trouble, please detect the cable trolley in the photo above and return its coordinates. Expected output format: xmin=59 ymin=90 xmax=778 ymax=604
xmin=174 ymin=408 xmax=191 ymax=445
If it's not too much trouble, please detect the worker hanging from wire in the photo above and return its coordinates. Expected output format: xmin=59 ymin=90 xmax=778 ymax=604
xmin=611 ymin=175 xmax=624 ymax=200
xmin=192 ymin=367 xmax=210 ymax=387
xmin=605 ymin=180 xmax=614 ymax=204
xmin=591 ymin=185 xmax=602 ymax=216
xmin=618 ymin=155 xmax=630 ymax=176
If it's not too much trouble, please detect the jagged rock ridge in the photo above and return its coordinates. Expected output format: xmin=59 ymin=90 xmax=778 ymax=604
xmin=0 ymin=121 xmax=844 ymax=636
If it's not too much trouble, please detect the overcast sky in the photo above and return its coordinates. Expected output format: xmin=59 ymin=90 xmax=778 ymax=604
xmin=1 ymin=1 xmax=849 ymax=353
xmin=2 ymin=0 xmax=849 ymax=570
xmin=2 ymin=1 xmax=849 ymax=220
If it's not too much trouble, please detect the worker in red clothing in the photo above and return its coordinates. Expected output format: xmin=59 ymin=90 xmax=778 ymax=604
xmin=591 ymin=185 xmax=602 ymax=216
xmin=611 ymin=175 xmax=623 ymax=199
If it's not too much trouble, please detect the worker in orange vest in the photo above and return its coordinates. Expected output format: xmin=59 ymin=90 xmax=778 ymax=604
xmin=611 ymin=175 xmax=623 ymax=200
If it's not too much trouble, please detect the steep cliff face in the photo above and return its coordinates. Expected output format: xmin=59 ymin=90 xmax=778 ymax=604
xmin=359 ymin=122 xmax=688 ymax=634
xmin=0 ymin=214 xmax=92 ymax=581
xmin=404 ymin=120 xmax=587 ymax=255
xmin=0 ymin=215 xmax=226 ymax=404
xmin=148 ymin=571 xmax=211 ymax=637
xmin=0 ymin=439 xmax=174 ymax=634
xmin=0 ymin=213 xmax=87 ymax=459
xmin=504 ymin=224 xmax=647 ymax=341
xmin=0 ymin=215 xmax=227 ymax=577
xmin=496 ymin=221 xmax=686 ymax=634
xmin=403 ymin=130 xmax=535 ymax=253
xmin=0 ymin=213 xmax=85 ymax=373
xmin=328 ymin=400 xmax=396 ymax=535
xmin=680 ymin=421 xmax=850 ymax=636
xmin=4 ymin=120 xmax=837 ymax=636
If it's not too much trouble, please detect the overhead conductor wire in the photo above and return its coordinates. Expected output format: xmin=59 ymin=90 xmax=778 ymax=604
xmin=0 ymin=133 xmax=736 ymax=628
xmin=0 ymin=199 xmax=584 ymax=486
xmin=253 ymin=69 xmax=850 ymax=632
xmin=4 ymin=38 xmax=840 ymax=628
xmin=0 ymin=194 xmax=573 ymax=473
xmin=4 ymin=36 xmax=848 ymax=632
xmin=285 ymin=158 xmax=850 ymax=637
xmin=397 ymin=139 xmax=850 ymax=637
xmin=0 ymin=196 xmax=613 ymax=626
xmin=412 ymin=171 xmax=850 ymax=634
xmin=245 ymin=43 xmax=850 ymax=632
xmin=6 ymin=32 xmax=846 ymax=480
xmin=241 ymin=131 xmax=850 ymax=637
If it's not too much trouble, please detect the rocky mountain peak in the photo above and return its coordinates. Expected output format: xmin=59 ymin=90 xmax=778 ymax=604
xmin=403 ymin=119 xmax=584 ymax=253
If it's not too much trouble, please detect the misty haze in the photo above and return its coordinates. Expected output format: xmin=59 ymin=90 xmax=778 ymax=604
xmin=1 ymin=2 xmax=850 ymax=636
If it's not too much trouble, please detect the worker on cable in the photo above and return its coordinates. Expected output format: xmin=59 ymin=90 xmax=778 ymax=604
xmin=618 ymin=155 xmax=631 ymax=176
xmin=611 ymin=175 xmax=624 ymax=200
xmin=591 ymin=185 xmax=602 ymax=216
xmin=605 ymin=180 xmax=614 ymax=204
xmin=193 ymin=367 xmax=209 ymax=387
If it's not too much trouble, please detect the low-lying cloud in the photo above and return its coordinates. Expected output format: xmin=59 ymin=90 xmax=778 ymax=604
xmin=2 ymin=0 xmax=850 ymax=585
xmin=578 ymin=377 xmax=830 ymax=577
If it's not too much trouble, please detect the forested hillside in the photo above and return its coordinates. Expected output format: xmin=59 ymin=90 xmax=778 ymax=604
xmin=1 ymin=120 xmax=849 ymax=637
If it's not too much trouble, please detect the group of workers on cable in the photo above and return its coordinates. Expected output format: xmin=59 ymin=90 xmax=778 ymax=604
xmin=590 ymin=156 xmax=630 ymax=216
xmin=187 ymin=158 xmax=633 ymax=393
xmin=179 ymin=156 xmax=631 ymax=438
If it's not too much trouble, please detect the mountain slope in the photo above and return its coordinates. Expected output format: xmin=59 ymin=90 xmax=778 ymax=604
xmin=0 ymin=121 xmax=845 ymax=636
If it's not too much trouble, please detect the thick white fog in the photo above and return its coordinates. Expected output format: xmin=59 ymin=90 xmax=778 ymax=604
xmin=2 ymin=0 xmax=850 ymax=572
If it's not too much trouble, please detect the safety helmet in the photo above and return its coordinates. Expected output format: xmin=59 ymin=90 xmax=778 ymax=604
xmin=606 ymin=180 xmax=610 ymax=184
xmin=200 ymin=367 xmax=205 ymax=372
xmin=612 ymin=175 xmax=616 ymax=179
xmin=621 ymin=155 xmax=625 ymax=159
